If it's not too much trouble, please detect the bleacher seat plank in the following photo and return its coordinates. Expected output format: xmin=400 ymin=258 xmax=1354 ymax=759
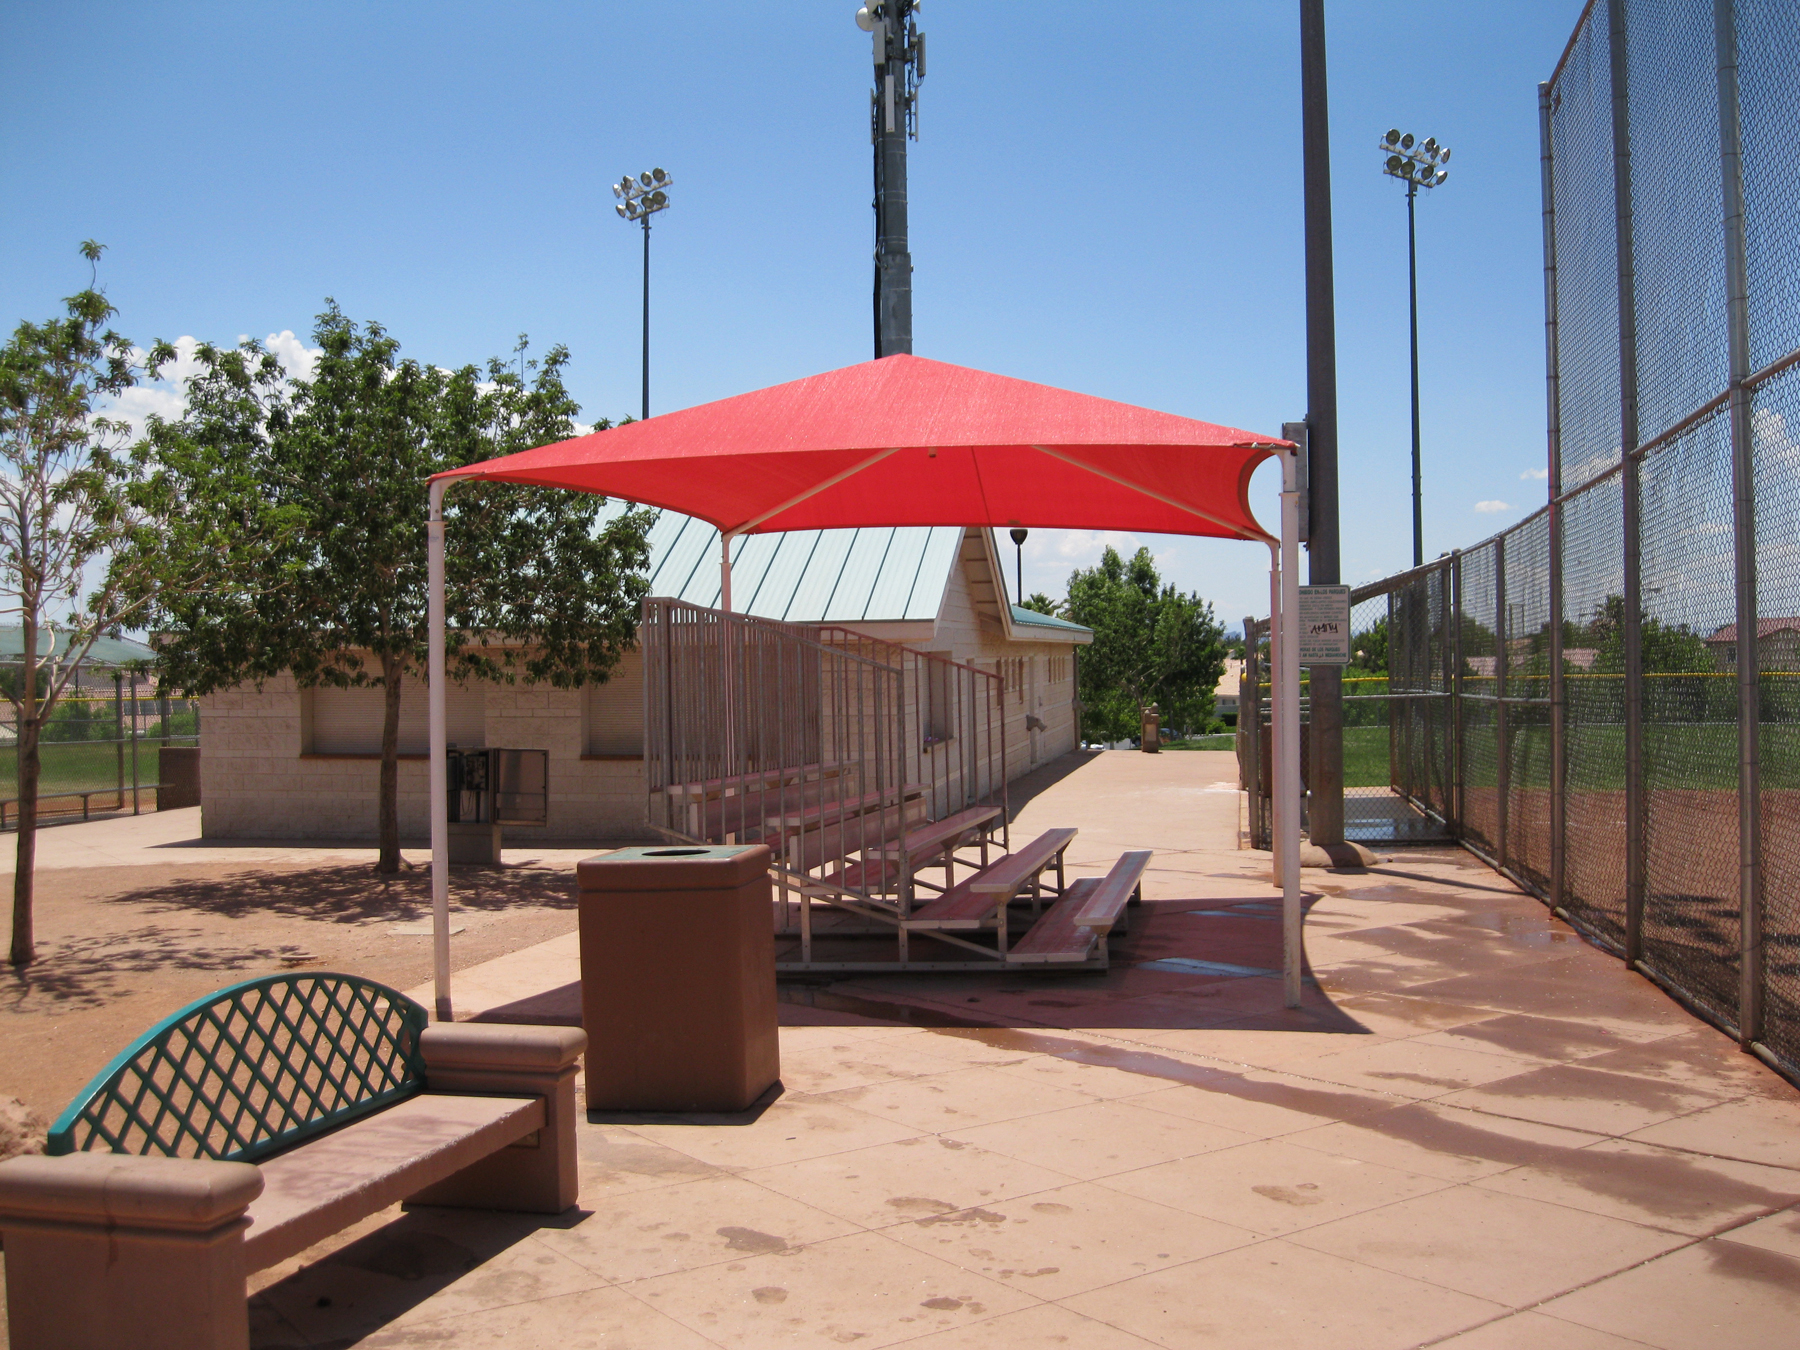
xmin=1072 ymin=850 xmax=1152 ymax=933
xmin=763 ymin=783 xmax=924 ymax=831
xmin=1009 ymin=879 xmax=1102 ymax=963
xmin=965 ymin=828 xmax=1078 ymax=894
xmin=902 ymin=877 xmax=1005 ymax=929
xmin=878 ymin=805 xmax=1002 ymax=861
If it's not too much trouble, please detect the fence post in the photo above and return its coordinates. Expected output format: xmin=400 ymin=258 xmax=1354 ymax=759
xmin=113 ymin=672 xmax=125 ymax=812
xmin=1541 ymin=77 xmax=1568 ymax=913
xmin=1608 ymin=0 xmax=1646 ymax=965
xmin=1495 ymin=534 xmax=1510 ymax=869
xmin=1451 ymin=551 xmax=1465 ymax=835
xmin=128 ymin=672 xmax=140 ymax=815
xmin=1715 ymin=0 xmax=1762 ymax=1044
xmin=1440 ymin=560 xmax=1454 ymax=822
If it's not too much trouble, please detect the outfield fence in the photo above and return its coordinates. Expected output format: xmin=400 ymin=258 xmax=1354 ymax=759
xmin=1246 ymin=0 xmax=1800 ymax=1082
xmin=0 ymin=686 xmax=200 ymax=827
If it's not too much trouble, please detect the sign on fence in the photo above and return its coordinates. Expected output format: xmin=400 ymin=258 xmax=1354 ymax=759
xmin=1297 ymin=586 xmax=1351 ymax=665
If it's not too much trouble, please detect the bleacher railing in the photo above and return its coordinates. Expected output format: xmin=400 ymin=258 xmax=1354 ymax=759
xmin=641 ymin=598 xmax=1006 ymax=910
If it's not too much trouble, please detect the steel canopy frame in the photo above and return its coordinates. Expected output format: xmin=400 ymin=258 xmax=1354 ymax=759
xmin=421 ymin=357 xmax=1307 ymax=1021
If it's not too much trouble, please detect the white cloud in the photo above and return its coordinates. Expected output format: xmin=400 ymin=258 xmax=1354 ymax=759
xmin=1053 ymin=528 xmax=1141 ymax=561
xmin=99 ymin=331 xmax=322 ymax=441
xmin=1520 ymin=466 xmax=1549 ymax=480
xmin=1474 ymin=500 xmax=1511 ymax=513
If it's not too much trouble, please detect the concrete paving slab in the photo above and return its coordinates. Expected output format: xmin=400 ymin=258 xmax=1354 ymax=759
xmin=1062 ymin=1238 xmax=1507 ymax=1350
xmin=29 ymin=748 xmax=1791 ymax=1349
xmin=1535 ymin=1237 xmax=1800 ymax=1350
xmin=1285 ymin=1183 xmax=1688 ymax=1307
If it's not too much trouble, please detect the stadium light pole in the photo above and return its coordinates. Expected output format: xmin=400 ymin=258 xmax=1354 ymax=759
xmin=615 ymin=168 xmax=673 ymax=420
xmin=1379 ymin=130 xmax=1450 ymax=569
xmin=1010 ymin=526 xmax=1028 ymax=605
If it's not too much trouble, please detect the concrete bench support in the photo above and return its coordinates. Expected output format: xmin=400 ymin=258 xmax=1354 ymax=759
xmin=408 ymin=1022 xmax=585 ymax=1214
xmin=0 ymin=1022 xmax=587 ymax=1350
xmin=0 ymin=1153 xmax=264 ymax=1350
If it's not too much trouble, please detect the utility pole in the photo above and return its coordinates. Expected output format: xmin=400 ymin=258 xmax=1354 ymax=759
xmin=1300 ymin=0 xmax=1345 ymax=852
xmin=857 ymin=2 xmax=924 ymax=358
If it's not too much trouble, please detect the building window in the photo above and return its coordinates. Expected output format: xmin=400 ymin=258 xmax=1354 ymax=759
xmin=584 ymin=650 xmax=645 ymax=756
xmin=924 ymin=659 xmax=954 ymax=745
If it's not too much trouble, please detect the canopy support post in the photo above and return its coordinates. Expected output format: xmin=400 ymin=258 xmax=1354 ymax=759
xmin=720 ymin=531 xmax=734 ymax=612
xmin=428 ymin=479 xmax=451 ymax=1023
xmin=1275 ymin=448 xmax=1304 ymax=1009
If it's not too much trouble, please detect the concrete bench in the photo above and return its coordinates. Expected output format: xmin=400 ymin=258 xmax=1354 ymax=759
xmin=0 ymin=972 xmax=585 ymax=1350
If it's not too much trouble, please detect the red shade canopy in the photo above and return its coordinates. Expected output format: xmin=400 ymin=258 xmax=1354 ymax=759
xmin=436 ymin=354 xmax=1286 ymax=542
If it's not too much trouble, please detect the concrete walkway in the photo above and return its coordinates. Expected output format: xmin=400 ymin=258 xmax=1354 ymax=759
xmin=75 ymin=754 xmax=1800 ymax=1347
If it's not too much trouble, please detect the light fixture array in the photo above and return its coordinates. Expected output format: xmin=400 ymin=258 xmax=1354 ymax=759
xmin=1379 ymin=130 xmax=1450 ymax=189
xmin=615 ymin=168 xmax=673 ymax=222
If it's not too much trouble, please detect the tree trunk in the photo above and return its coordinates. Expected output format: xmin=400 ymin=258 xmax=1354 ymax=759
xmin=377 ymin=654 xmax=404 ymax=874
xmin=10 ymin=617 xmax=38 ymax=966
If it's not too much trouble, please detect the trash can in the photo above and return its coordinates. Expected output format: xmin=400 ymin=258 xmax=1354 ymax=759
xmin=1140 ymin=704 xmax=1161 ymax=753
xmin=576 ymin=844 xmax=780 ymax=1113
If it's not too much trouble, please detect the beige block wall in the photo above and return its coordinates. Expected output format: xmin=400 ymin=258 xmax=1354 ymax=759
xmin=200 ymin=676 xmax=651 ymax=844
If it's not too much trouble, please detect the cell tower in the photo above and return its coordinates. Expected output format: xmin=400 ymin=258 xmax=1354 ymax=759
xmin=855 ymin=2 xmax=924 ymax=358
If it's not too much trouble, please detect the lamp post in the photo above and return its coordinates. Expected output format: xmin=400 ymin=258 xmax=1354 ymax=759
xmin=1009 ymin=526 xmax=1028 ymax=605
xmin=855 ymin=1 xmax=924 ymax=358
xmin=1379 ymin=129 xmax=1449 ymax=569
xmin=614 ymin=168 xmax=673 ymax=420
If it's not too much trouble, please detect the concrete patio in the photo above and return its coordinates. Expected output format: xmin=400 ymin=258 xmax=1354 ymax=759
xmin=13 ymin=749 xmax=1800 ymax=1348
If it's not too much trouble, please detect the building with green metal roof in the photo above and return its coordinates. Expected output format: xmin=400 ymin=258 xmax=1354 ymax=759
xmin=198 ymin=521 xmax=1091 ymax=843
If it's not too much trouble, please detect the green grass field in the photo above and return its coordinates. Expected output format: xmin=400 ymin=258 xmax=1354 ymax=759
xmin=0 ymin=738 xmax=193 ymax=804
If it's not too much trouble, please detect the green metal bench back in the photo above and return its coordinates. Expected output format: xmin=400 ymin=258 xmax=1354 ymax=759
xmin=46 ymin=972 xmax=428 ymax=1164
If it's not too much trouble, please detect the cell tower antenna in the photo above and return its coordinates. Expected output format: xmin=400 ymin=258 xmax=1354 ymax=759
xmin=855 ymin=1 xmax=924 ymax=357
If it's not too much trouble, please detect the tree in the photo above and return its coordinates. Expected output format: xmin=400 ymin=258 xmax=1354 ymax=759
xmin=137 ymin=305 xmax=655 ymax=873
xmin=1064 ymin=545 xmax=1227 ymax=742
xmin=1 ymin=243 xmax=184 ymax=965
xmin=1020 ymin=592 xmax=1059 ymax=617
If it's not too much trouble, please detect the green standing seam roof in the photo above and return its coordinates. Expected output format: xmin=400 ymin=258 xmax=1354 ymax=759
xmin=1008 ymin=604 xmax=1091 ymax=634
xmin=0 ymin=627 xmax=157 ymax=667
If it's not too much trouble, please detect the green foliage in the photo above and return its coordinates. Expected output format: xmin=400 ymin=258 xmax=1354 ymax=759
xmin=131 ymin=304 xmax=655 ymax=870
xmin=1586 ymin=593 xmax=1713 ymax=675
xmin=0 ymin=242 xmax=189 ymax=963
xmin=1349 ymin=617 xmax=1388 ymax=675
xmin=1020 ymin=592 xmax=1059 ymax=617
xmin=1064 ymin=545 xmax=1226 ymax=743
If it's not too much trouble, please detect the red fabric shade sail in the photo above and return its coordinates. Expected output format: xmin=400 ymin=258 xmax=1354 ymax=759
xmin=435 ymin=354 xmax=1287 ymax=542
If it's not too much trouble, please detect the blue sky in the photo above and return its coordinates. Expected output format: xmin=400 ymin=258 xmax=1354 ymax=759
xmin=2 ymin=1 xmax=1583 ymax=629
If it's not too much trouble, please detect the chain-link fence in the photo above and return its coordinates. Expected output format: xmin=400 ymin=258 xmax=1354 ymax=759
xmin=0 ymin=675 xmax=200 ymax=826
xmin=1243 ymin=0 xmax=1800 ymax=1085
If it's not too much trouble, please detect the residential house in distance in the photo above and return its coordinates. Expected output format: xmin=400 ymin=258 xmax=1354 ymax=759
xmin=1706 ymin=618 xmax=1800 ymax=671
xmin=197 ymin=521 xmax=1091 ymax=843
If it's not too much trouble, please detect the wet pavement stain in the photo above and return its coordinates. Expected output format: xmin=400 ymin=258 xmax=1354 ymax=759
xmin=717 ymin=1226 xmax=790 ymax=1254
xmin=1702 ymin=1236 xmax=1800 ymax=1291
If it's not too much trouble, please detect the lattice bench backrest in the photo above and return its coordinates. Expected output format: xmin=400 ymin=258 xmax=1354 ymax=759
xmin=46 ymin=972 xmax=428 ymax=1163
